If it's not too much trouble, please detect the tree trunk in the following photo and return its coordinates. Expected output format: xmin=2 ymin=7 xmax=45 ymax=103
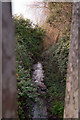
xmin=64 ymin=2 xmax=80 ymax=118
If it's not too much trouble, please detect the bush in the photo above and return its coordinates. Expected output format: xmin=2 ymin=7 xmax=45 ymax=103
xmin=42 ymin=33 xmax=70 ymax=118
xmin=51 ymin=100 xmax=64 ymax=117
xmin=14 ymin=16 xmax=45 ymax=119
xmin=41 ymin=3 xmax=72 ymax=117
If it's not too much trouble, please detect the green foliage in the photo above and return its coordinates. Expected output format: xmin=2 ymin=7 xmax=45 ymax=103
xmin=51 ymin=35 xmax=70 ymax=78
xmin=14 ymin=16 xmax=45 ymax=119
xmin=14 ymin=16 xmax=45 ymax=62
xmin=51 ymin=101 xmax=64 ymax=117
xmin=41 ymin=3 xmax=72 ymax=118
xmin=16 ymin=65 xmax=40 ymax=119
xmin=14 ymin=4 xmax=71 ymax=117
xmin=42 ymin=33 xmax=70 ymax=118
xmin=47 ymin=3 xmax=72 ymax=27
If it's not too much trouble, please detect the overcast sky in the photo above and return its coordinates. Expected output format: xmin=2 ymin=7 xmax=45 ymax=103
xmin=12 ymin=0 xmax=44 ymax=24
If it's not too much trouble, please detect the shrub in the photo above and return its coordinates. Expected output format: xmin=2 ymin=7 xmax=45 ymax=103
xmin=42 ymin=33 xmax=70 ymax=118
xmin=51 ymin=100 xmax=64 ymax=117
xmin=14 ymin=16 xmax=45 ymax=119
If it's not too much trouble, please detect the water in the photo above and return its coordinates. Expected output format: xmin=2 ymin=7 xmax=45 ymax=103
xmin=33 ymin=98 xmax=47 ymax=118
xmin=32 ymin=62 xmax=47 ymax=118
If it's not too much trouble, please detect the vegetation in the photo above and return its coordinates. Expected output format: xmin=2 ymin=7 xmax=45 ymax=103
xmin=14 ymin=16 xmax=45 ymax=119
xmin=14 ymin=2 xmax=72 ymax=119
xmin=41 ymin=3 xmax=72 ymax=118
xmin=42 ymin=33 xmax=70 ymax=118
xmin=47 ymin=3 xmax=72 ymax=28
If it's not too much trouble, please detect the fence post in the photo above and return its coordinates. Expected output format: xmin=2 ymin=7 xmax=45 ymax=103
xmin=2 ymin=2 xmax=17 ymax=118
xmin=0 ymin=1 xmax=2 ymax=120
xmin=64 ymin=2 xmax=80 ymax=118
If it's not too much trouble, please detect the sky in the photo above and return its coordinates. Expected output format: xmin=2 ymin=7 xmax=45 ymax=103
xmin=12 ymin=0 xmax=44 ymax=24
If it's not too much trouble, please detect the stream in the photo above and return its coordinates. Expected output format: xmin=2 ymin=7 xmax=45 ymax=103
xmin=32 ymin=62 xmax=48 ymax=119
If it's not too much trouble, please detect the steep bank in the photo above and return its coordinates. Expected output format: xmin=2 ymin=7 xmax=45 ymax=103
xmin=43 ymin=3 xmax=72 ymax=50
xmin=41 ymin=2 xmax=73 ymax=118
xmin=41 ymin=35 xmax=70 ymax=118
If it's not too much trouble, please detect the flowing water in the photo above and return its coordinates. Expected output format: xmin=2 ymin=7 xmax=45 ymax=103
xmin=32 ymin=62 xmax=47 ymax=118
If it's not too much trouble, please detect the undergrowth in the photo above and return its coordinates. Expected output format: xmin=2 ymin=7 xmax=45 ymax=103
xmin=14 ymin=2 xmax=72 ymax=118
xmin=41 ymin=2 xmax=72 ymax=118
xmin=42 ymin=34 xmax=70 ymax=118
xmin=14 ymin=16 xmax=45 ymax=119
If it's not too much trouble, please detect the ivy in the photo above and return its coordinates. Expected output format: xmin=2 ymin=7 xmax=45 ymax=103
xmin=14 ymin=16 xmax=45 ymax=119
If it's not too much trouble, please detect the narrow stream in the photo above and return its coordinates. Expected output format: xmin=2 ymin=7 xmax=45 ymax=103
xmin=32 ymin=62 xmax=48 ymax=118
